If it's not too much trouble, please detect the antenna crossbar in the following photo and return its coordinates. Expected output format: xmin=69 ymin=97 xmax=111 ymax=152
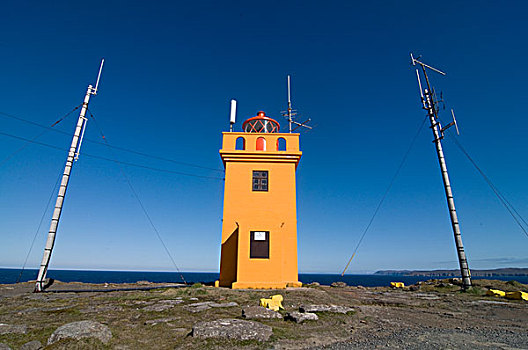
xmin=411 ymin=53 xmax=446 ymax=75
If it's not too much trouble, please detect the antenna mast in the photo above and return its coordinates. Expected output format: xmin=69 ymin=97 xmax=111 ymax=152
xmin=35 ymin=59 xmax=105 ymax=292
xmin=281 ymin=75 xmax=312 ymax=133
xmin=287 ymin=75 xmax=293 ymax=133
xmin=410 ymin=53 xmax=472 ymax=290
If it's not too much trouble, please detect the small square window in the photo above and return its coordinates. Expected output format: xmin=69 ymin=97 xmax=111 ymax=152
xmin=252 ymin=170 xmax=268 ymax=191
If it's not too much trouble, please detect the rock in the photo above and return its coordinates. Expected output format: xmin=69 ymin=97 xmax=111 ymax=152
xmin=142 ymin=299 xmax=184 ymax=311
xmin=286 ymin=311 xmax=319 ymax=323
xmin=187 ymin=301 xmax=214 ymax=307
xmin=113 ymin=345 xmax=131 ymax=350
xmin=299 ymin=304 xmax=354 ymax=314
xmin=192 ymin=319 xmax=272 ymax=342
xmin=184 ymin=301 xmax=237 ymax=312
xmin=144 ymin=317 xmax=179 ymax=325
xmin=188 ymin=297 xmax=199 ymax=301
xmin=409 ymin=285 xmax=421 ymax=291
xmin=184 ymin=302 xmax=212 ymax=313
xmin=185 ymin=304 xmax=211 ymax=313
xmin=20 ymin=340 xmax=43 ymax=350
xmin=171 ymin=328 xmax=189 ymax=334
xmin=142 ymin=304 xmax=175 ymax=312
xmin=449 ymin=278 xmax=463 ymax=286
xmin=437 ymin=282 xmax=453 ymax=288
xmin=136 ymin=280 xmax=152 ymax=285
xmin=0 ymin=343 xmax=11 ymax=350
xmin=306 ymin=282 xmax=320 ymax=287
xmin=81 ymin=305 xmax=124 ymax=313
xmin=209 ymin=301 xmax=238 ymax=308
xmin=0 ymin=323 xmax=27 ymax=334
xmin=160 ymin=299 xmax=184 ymax=305
xmin=242 ymin=306 xmax=282 ymax=319
xmin=331 ymin=282 xmax=347 ymax=288
xmin=47 ymin=320 xmax=112 ymax=345
xmin=161 ymin=289 xmax=183 ymax=296
xmin=20 ymin=306 xmax=70 ymax=314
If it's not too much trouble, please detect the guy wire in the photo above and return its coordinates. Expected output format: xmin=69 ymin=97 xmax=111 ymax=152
xmin=87 ymin=109 xmax=187 ymax=285
xmin=341 ymin=116 xmax=428 ymax=276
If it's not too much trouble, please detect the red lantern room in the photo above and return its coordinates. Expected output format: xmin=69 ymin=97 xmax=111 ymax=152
xmin=242 ymin=111 xmax=280 ymax=134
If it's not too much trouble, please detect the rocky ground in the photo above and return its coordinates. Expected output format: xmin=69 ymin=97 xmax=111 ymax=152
xmin=0 ymin=279 xmax=527 ymax=349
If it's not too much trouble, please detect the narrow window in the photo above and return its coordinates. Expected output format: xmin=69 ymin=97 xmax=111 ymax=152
xmin=250 ymin=231 xmax=269 ymax=258
xmin=256 ymin=137 xmax=266 ymax=151
xmin=277 ymin=137 xmax=286 ymax=151
xmin=235 ymin=137 xmax=245 ymax=150
xmin=252 ymin=170 xmax=268 ymax=191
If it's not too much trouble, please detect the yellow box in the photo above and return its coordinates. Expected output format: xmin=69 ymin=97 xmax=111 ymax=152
xmin=390 ymin=282 xmax=405 ymax=288
xmin=486 ymin=289 xmax=506 ymax=297
xmin=505 ymin=291 xmax=528 ymax=301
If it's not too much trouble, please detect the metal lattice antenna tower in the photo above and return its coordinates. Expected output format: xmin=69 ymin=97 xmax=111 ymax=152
xmin=35 ymin=59 xmax=104 ymax=292
xmin=411 ymin=53 xmax=472 ymax=290
xmin=281 ymin=75 xmax=312 ymax=133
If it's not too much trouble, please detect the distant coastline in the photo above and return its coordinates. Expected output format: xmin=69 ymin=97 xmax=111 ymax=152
xmin=374 ymin=267 xmax=528 ymax=277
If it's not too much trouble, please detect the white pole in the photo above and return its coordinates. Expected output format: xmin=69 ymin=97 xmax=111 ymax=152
xmin=229 ymin=99 xmax=237 ymax=132
xmin=420 ymin=67 xmax=472 ymax=289
xmin=35 ymin=60 xmax=103 ymax=292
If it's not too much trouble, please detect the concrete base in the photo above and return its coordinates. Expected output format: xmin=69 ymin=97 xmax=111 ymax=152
xmin=231 ymin=281 xmax=302 ymax=289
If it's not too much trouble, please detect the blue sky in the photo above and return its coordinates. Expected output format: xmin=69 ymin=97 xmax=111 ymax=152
xmin=1 ymin=1 xmax=527 ymax=274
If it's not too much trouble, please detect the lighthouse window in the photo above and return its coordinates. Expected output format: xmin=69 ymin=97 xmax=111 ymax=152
xmin=235 ymin=137 xmax=245 ymax=150
xmin=277 ymin=137 xmax=286 ymax=151
xmin=252 ymin=171 xmax=268 ymax=191
xmin=250 ymin=231 xmax=269 ymax=259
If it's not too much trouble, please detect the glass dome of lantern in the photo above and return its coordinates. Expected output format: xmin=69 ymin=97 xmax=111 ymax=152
xmin=242 ymin=111 xmax=280 ymax=133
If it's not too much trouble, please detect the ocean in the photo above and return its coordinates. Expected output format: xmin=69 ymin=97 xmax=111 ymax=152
xmin=1 ymin=268 xmax=527 ymax=286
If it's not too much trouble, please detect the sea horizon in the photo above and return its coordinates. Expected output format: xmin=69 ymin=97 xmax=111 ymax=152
xmin=2 ymin=268 xmax=527 ymax=287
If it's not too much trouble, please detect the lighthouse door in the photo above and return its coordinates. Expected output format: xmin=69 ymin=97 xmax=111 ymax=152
xmin=250 ymin=231 xmax=269 ymax=259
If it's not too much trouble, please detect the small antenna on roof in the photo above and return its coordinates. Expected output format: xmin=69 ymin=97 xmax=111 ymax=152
xmin=281 ymin=75 xmax=312 ymax=133
xmin=229 ymin=99 xmax=237 ymax=132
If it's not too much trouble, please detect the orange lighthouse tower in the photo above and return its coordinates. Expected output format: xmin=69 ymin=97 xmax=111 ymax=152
xmin=219 ymin=111 xmax=303 ymax=289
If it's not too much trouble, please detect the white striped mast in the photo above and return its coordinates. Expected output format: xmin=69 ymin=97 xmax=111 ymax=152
xmin=411 ymin=53 xmax=472 ymax=290
xmin=35 ymin=59 xmax=105 ymax=292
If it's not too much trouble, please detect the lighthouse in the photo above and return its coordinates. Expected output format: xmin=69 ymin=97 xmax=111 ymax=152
xmin=218 ymin=111 xmax=303 ymax=289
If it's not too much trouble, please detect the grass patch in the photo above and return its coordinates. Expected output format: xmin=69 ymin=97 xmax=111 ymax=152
xmin=464 ymin=286 xmax=486 ymax=296
xmin=47 ymin=337 xmax=110 ymax=350
xmin=0 ymin=326 xmax=56 ymax=350
xmin=506 ymin=280 xmax=524 ymax=288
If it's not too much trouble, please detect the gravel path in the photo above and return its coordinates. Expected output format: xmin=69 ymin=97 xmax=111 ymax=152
xmin=320 ymin=327 xmax=528 ymax=349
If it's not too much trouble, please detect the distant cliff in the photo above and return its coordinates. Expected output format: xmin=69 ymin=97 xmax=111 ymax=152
xmin=374 ymin=267 xmax=528 ymax=277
